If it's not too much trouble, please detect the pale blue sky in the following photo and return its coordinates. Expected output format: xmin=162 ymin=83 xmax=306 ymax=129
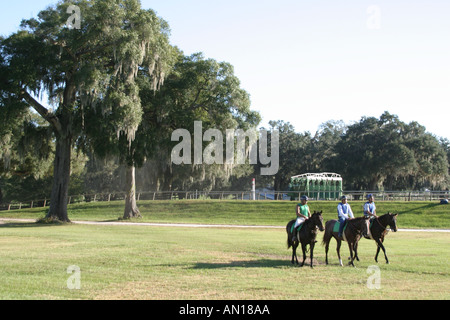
xmin=1 ymin=0 xmax=449 ymax=139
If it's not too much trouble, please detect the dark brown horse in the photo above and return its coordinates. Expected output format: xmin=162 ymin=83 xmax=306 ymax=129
xmin=286 ymin=211 xmax=324 ymax=268
xmin=364 ymin=213 xmax=398 ymax=264
xmin=322 ymin=216 xmax=369 ymax=267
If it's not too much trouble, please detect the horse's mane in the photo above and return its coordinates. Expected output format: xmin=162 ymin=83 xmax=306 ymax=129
xmin=346 ymin=216 xmax=367 ymax=232
xmin=375 ymin=212 xmax=397 ymax=229
xmin=378 ymin=212 xmax=393 ymax=219
xmin=348 ymin=216 xmax=366 ymax=224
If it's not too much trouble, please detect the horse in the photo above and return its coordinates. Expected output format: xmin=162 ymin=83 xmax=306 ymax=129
xmin=322 ymin=216 xmax=369 ymax=267
xmin=364 ymin=213 xmax=398 ymax=264
xmin=286 ymin=211 xmax=325 ymax=268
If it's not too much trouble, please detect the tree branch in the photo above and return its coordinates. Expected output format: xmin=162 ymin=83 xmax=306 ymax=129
xmin=76 ymin=42 xmax=116 ymax=58
xmin=188 ymin=79 xmax=209 ymax=111
xmin=19 ymin=90 xmax=62 ymax=133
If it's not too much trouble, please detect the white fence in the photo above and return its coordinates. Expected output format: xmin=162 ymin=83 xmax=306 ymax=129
xmin=0 ymin=190 xmax=448 ymax=211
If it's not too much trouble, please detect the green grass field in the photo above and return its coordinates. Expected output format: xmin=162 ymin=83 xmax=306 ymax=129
xmin=0 ymin=201 xmax=449 ymax=300
xmin=1 ymin=200 xmax=449 ymax=229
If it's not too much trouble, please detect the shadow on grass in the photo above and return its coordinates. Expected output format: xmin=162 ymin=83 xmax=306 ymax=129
xmin=147 ymin=257 xmax=326 ymax=270
xmin=0 ymin=220 xmax=73 ymax=228
xmin=190 ymin=259 xmax=300 ymax=269
xmin=0 ymin=222 xmax=59 ymax=228
xmin=394 ymin=203 xmax=442 ymax=215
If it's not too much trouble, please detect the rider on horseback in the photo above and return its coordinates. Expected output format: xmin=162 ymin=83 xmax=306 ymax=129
xmin=364 ymin=194 xmax=378 ymax=219
xmin=363 ymin=194 xmax=378 ymax=238
xmin=291 ymin=195 xmax=311 ymax=242
xmin=337 ymin=195 xmax=354 ymax=238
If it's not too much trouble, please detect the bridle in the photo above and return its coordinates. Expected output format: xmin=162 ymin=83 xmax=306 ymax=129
xmin=374 ymin=214 xmax=396 ymax=232
xmin=312 ymin=214 xmax=324 ymax=233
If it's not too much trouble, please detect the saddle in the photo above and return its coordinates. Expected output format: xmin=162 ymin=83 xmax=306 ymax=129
xmin=333 ymin=221 xmax=348 ymax=242
xmin=333 ymin=221 xmax=347 ymax=233
xmin=290 ymin=222 xmax=304 ymax=234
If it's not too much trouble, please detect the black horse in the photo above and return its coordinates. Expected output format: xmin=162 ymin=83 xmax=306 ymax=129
xmin=364 ymin=213 xmax=398 ymax=264
xmin=322 ymin=216 xmax=369 ymax=267
xmin=286 ymin=211 xmax=325 ymax=268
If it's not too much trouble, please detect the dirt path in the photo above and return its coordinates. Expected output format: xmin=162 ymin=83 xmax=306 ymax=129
xmin=0 ymin=218 xmax=449 ymax=232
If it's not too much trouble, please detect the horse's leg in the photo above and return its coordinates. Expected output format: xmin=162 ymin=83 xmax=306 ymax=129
xmin=354 ymin=241 xmax=360 ymax=262
xmin=381 ymin=235 xmax=389 ymax=264
xmin=376 ymin=238 xmax=389 ymax=264
xmin=300 ymin=243 xmax=307 ymax=267
xmin=288 ymin=239 xmax=295 ymax=264
xmin=336 ymin=239 xmax=343 ymax=266
xmin=348 ymin=242 xmax=355 ymax=267
xmin=310 ymin=241 xmax=315 ymax=268
xmin=375 ymin=240 xmax=381 ymax=263
xmin=292 ymin=241 xmax=299 ymax=265
xmin=291 ymin=245 xmax=295 ymax=265
xmin=325 ymin=239 xmax=330 ymax=265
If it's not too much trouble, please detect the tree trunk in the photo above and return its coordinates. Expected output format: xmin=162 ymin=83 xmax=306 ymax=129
xmin=274 ymin=175 xmax=283 ymax=191
xmin=123 ymin=165 xmax=141 ymax=219
xmin=46 ymin=134 xmax=72 ymax=222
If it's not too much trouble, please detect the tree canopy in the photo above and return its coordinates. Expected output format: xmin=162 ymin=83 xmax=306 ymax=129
xmin=0 ymin=0 xmax=174 ymax=221
xmin=328 ymin=112 xmax=448 ymax=190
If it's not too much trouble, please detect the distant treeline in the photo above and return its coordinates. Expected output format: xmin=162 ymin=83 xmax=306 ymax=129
xmin=1 ymin=111 xmax=448 ymax=203
xmin=264 ymin=112 xmax=449 ymax=192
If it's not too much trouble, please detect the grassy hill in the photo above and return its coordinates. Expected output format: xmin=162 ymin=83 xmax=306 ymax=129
xmin=1 ymin=200 xmax=448 ymax=229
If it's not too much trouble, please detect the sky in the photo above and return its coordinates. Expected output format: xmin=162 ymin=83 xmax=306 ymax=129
xmin=1 ymin=0 xmax=449 ymax=139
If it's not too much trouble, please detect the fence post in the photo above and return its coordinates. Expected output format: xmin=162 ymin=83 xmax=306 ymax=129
xmin=30 ymin=201 xmax=33 ymax=209
xmin=7 ymin=204 xmax=11 ymax=211
xmin=43 ymin=199 xmax=47 ymax=207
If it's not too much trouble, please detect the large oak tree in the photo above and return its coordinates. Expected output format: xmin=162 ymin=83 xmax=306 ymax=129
xmin=0 ymin=0 xmax=173 ymax=222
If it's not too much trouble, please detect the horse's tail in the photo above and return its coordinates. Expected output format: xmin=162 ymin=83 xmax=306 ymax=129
xmin=322 ymin=220 xmax=334 ymax=246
